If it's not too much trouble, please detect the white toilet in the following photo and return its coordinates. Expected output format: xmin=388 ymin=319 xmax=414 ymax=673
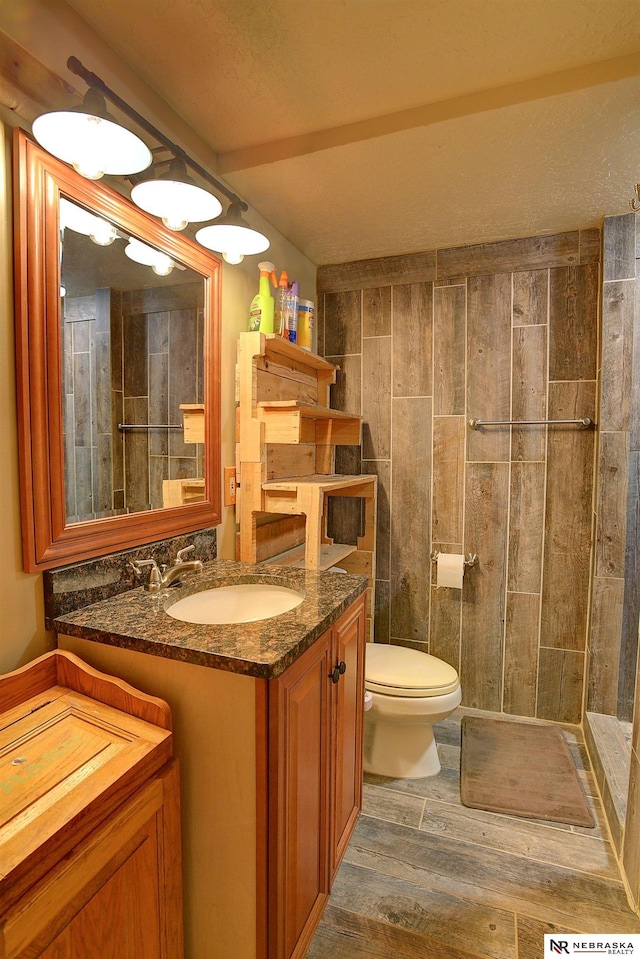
xmin=364 ymin=643 xmax=462 ymax=779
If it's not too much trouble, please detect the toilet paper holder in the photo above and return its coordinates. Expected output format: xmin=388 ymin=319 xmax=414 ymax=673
xmin=430 ymin=551 xmax=478 ymax=568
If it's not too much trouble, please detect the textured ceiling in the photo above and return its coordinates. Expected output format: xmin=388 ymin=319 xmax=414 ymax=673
xmin=64 ymin=0 xmax=640 ymax=264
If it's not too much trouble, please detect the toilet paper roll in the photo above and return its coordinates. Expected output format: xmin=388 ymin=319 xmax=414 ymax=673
xmin=436 ymin=552 xmax=465 ymax=589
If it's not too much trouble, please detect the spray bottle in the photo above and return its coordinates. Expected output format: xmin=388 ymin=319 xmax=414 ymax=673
xmin=287 ymin=280 xmax=300 ymax=344
xmin=274 ymin=270 xmax=289 ymax=337
xmin=248 ymin=261 xmax=276 ymax=333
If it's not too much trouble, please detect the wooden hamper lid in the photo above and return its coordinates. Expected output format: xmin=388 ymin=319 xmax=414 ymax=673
xmin=0 ymin=650 xmax=173 ymax=913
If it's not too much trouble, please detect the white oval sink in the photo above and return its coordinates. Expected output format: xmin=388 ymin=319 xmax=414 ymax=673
xmin=165 ymin=583 xmax=305 ymax=625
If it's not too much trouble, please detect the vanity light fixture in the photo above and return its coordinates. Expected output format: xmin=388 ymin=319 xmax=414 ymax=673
xmin=32 ymin=87 xmax=152 ymax=180
xmin=130 ymin=156 xmax=222 ymax=231
xmin=195 ymin=201 xmax=270 ymax=264
xmin=32 ymin=57 xmax=270 ymax=263
xmin=125 ymin=237 xmax=175 ymax=276
xmin=60 ymin=197 xmax=119 ymax=246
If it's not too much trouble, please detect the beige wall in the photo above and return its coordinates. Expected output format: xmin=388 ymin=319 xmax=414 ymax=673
xmin=0 ymin=5 xmax=315 ymax=672
xmin=1 ymin=118 xmax=52 ymax=673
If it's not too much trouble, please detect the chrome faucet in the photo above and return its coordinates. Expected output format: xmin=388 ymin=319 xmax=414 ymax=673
xmin=131 ymin=545 xmax=204 ymax=592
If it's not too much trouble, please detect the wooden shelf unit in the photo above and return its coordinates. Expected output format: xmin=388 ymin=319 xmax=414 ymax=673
xmin=257 ymin=401 xmax=362 ymax=446
xmin=179 ymin=403 xmax=205 ymax=443
xmin=236 ymin=332 xmax=376 ymax=632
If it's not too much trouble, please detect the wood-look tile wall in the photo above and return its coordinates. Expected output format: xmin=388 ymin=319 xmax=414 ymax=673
xmin=122 ymin=283 xmax=204 ymax=511
xmin=62 ymin=282 xmax=203 ymax=519
xmin=63 ymin=288 xmax=123 ymax=522
xmin=588 ymin=212 xmax=639 ymax=722
xmin=592 ymin=212 xmax=640 ymax=915
xmin=318 ymin=229 xmax=600 ymax=724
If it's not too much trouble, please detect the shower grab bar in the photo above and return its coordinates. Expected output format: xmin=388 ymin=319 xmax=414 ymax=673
xmin=118 ymin=423 xmax=183 ymax=431
xmin=468 ymin=416 xmax=593 ymax=430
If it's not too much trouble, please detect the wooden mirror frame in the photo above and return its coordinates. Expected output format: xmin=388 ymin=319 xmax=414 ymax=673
xmin=14 ymin=130 xmax=222 ymax=572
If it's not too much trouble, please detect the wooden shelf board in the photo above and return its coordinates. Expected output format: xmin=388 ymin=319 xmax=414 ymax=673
xmin=262 ymin=474 xmax=377 ymax=494
xmin=259 ymin=334 xmax=338 ymax=373
xmin=257 ymin=401 xmax=361 ymax=423
xmin=264 ymin=542 xmax=357 ymax=570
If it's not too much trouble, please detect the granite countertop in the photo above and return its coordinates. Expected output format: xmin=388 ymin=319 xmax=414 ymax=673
xmin=53 ymin=559 xmax=367 ymax=679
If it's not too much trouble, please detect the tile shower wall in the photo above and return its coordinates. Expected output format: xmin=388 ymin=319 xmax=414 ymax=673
xmin=63 ymin=281 xmax=204 ymax=519
xmin=318 ymin=230 xmax=600 ymax=724
xmin=63 ymin=287 xmax=124 ymax=522
xmin=122 ymin=282 xmax=204 ymax=512
xmin=588 ymin=212 xmax=639 ymax=721
xmin=588 ymin=212 xmax=640 ymax=914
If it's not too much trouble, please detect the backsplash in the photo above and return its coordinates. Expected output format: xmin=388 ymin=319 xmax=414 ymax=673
xmin=43 ymin=527 xmax=216 ymax=625
xmin=317 ymin=228 xmax=600 ymax=724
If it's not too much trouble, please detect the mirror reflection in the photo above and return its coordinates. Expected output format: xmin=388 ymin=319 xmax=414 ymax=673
xmin=60 ymin=198 xmax=206 ymax=525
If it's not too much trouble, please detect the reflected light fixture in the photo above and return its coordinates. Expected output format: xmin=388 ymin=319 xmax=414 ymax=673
xmin=32 ymin=57 xmax=269 ymax=264
xmin=32 ymin=87 xmax=152 ymax=180
xmin=131 ymin=156 xmax=222 ymax=231
xmin=125 ymin=237 xmax=175 ymax=276
xmin=195 ymin=202 xmax=270 ymax=264
xmin=631 ymin=184 xmax=640 ymax=212
xmin=60 ymin=197 xmax=118 ymax=246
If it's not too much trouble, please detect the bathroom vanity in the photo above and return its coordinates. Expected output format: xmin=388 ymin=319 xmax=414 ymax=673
xmin=53 ymin=559 xmax=367 ymax=959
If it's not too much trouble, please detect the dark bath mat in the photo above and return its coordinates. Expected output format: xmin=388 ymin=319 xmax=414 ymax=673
xmin=460 ymin=716 xmax=595 ymax=827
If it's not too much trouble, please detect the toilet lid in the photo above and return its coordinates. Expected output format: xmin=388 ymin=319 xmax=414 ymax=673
xmin=365 ymin=643 xmax=460 ymax=698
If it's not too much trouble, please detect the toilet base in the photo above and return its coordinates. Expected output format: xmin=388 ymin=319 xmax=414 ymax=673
xmin=364 ymin=718 xmax=441 ymax=778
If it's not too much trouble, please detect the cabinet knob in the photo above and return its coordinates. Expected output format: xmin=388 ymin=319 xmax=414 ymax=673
xmin=330 ymin=661 xmax=347 ymax=684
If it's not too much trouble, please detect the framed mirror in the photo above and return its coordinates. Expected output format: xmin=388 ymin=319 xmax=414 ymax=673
xmin=14 ymin=130 xmax=221 ymax=572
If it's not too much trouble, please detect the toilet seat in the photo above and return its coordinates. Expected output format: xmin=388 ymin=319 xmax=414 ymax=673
xmin=365 ymin=643 xmax=459 ymax=698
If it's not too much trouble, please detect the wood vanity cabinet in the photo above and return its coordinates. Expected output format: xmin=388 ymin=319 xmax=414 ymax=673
xmin=0 ymin=650 xmax=182 ymax=959
xmin=57 ymin=589 xmax=367 ymax=959
xmin=269 ymin=594 xmax=365 ymax=959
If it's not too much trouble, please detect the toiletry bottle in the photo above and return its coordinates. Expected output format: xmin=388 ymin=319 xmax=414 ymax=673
xmin=274 ymin=270 xmax=289 ymax=337
xmin=297 ymin=299 xmax=314 ymax=350
xmin=287 ymin=280 xmax=300 ymax=344
xmin=248 ymin=261 xmax=276 ymax=333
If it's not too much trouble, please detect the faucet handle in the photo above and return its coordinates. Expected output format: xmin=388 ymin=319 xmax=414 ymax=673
xmin=130 ymin=559 xmax=162 ymax=591
xmin=175 ymin=545 xmax=195 ymax=564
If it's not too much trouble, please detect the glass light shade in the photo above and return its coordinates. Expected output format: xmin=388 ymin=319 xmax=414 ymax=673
xmin=125 ymin=237 xmax=174 ymax=275
xmin=32 ymin=90 xmax=152 ymax=180
xmin=60 ymin=197 xmax=97 ymax=235
xmin=196 ymin=203 xmax=269 ymax=263
xmin=131 ymin=175 xmax=222 ymax=231
xmin=60 ymin=197 xmax=117 ymax=246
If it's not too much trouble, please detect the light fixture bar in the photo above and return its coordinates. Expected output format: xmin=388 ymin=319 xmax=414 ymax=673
xmin=66 ymin=56 xmax=247 ymax=211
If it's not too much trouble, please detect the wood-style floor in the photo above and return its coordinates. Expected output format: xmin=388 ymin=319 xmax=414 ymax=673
xmin=307 ymin=707 xmax=640 ymax=959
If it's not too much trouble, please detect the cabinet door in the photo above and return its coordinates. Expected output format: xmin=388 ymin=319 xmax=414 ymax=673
xmin=269 ymin=629 xmax=332 ymax=959
xmin=3 ymin=762 xmax=182 ymax=959
xmin=330 ymin=596 xmax=366 ymax=881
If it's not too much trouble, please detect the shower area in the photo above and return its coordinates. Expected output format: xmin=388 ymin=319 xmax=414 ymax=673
xmin=585 ymin=210 xmax=640 ymax=902
xmin=318 ymin=212 xmax=640 ymax=911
